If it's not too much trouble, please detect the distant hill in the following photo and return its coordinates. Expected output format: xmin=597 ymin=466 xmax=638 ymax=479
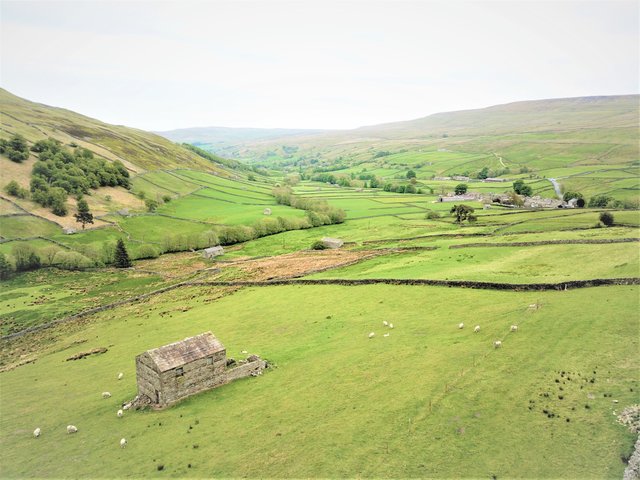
xmin=156 ymin=126 xmax=326 ymax=157
xmin=0 ymin=88 xmax=220 ymax=173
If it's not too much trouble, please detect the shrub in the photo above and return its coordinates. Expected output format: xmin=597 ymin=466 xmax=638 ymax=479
xmin=136 ymin=244 xmax=160 ymax=259
xmin=512 ymin=179 xmax=533 ymax=197
xmin=0 ymin=253 xmax=14 ymax=280
xmin=145 ymin=198 xmax=159 ymax=212
xmin=588 ymin=195 xmax=613 ymax=208
xmin=53 ymin=251 xmax=94 ymax=270
xmin=599 ymin=212 xmax=614 ymax=227
xmin=0 ymin=134 xmax=29 ymax=162
xmin=161 ymin=195 xmax=172 ymax=203
xmin=425 ymin=210 xmax=441 ymax=220
xmin=311 ymin=240 xmax=328 ymax=250
xmin=12 ymin=244 xmax=41 ymax=272
xmin=4 ymin=180 xmax=29 ymax=199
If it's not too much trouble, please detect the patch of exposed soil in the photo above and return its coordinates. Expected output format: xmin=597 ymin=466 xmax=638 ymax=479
xmin=224 ymin=249 xmax=385 ymax=281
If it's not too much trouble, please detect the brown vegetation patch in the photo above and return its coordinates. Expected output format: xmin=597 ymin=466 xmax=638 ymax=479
xmin=135 ymin=251 xmax=208 ymax=279
xmin=226 ymin=249 xmax=385 ymax=281
xmin=66 ymin=347 xmax=108 ymax=361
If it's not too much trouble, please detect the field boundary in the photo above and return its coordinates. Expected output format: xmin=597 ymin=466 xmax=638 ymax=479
xmin=448 ymin=238 xmax=640 ymax=249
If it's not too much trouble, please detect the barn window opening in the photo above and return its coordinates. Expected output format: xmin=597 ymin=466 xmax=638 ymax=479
xmin=206 ymin=357 xmax=214 ymax=365
xmin=175 ymin=367 xmax=184 ymax=377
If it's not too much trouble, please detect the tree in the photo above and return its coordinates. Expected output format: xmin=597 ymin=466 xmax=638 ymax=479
xmin=406 ymin=170 xmax=416 ymax=179
xmin=0 ymin=253 xmax=13 ymax=280
xmin=0 ymin=134 xmax=29 ymax=162
xmin=114 ymin=239 xmax=132 ymax=268
xmin=74 ymin=198 xmax=94 ymax=230
xmin=477 ymin=167 xmax=489 ymax=180
xmin=450 ymin=204 xmax=476 ymax=223
xmin=455 ymin=183 xmax=468 ymax=195
xmin=4 ymin=180 xmax=28 ymax=199
xmin=512 ymin=179 xmax=533 ymax=197
xmin=563 ymin=191 xmax=583 ymax=202
xmin=599 ymin=212 xmax=614 ymax=227
xmin=145 ymin=198 xmax=159 ymax=212
xmin=588 ymin=195 xmax=613 ymax=208
xmin=12 ymin=244 xmax=40 ymax=271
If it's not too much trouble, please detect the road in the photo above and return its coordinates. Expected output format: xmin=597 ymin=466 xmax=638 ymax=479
xmin=548 ymin=178 xmax=563 ymax=200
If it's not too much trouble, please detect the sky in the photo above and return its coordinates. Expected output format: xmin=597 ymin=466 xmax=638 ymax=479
xmin=1 ymin=0 xmax=638 ymax=130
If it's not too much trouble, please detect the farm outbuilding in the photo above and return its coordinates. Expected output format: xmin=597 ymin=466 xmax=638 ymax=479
xmin=202 ymin=246 xmax=224 ymax=259
xmin=321 ymin=237 xmax=344 ymax=249
xmin=135 ymin=332 xmax=266 ymax=408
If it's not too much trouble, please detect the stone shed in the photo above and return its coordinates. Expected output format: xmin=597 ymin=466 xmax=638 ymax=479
xmin=202 ymin=245 xmax=224 ymax=259
xmin=321 ymin=237 xmax=344 ymax=249
xmin=135 ymin=332 xmax=265 ymax=408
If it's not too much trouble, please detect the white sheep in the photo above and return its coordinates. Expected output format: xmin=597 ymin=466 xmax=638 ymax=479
xmin=389 ymin=323 xmax=394 ymax=329
xmin=474 ymin=325 xmax=480 ymax=333
xmin=510 ymin=325 xmax=518 ymax=332
xmin=67 ymin=425 xmax=78 ymax=434
xmin=102 ymin=392 xmax=111 ymax=399
xmin=117 ymin=409 xmax=123 ymax=418
xmin=493 ymin=340 xmax=502 ymax=348
xmin=382 ymin=321 xmax=388 ymax=326
xmin=241 ymin=350 xmax=248 ymax=354
xmin=117 ymin=373 xmax=124 ymax=380
xmin=368 ymin=332 xmax=375 ymax=338
xmin=33 ymin=428 xmax=41 ymax=438
xmin=120 ymin=438 xmax=127 ymax=448
xmin=458 ymin=323 xmax=464 ymax=329
xmin=383 ymin=333 xmax=390 ymax=337
xmin=123 ymin=404 xmax=130 ymax=411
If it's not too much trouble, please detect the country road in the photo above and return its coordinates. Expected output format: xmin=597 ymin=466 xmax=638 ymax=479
xmin=548 ymin=178 xmax=563 ymax=200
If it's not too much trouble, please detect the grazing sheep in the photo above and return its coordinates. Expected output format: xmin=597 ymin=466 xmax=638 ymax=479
xmin=241 ymin=350 xmax=248 ymax=354
xmin=120 ymin=438 xmax=127 ymax=448
xmin=493 ymin=340 xmax=502 ymax=348
xmin=474 ymin=325 xmax=480 ymax=333
xmin=33 ymin=428 xmax=41 ymax=438
xmin=123 ymin=404 xmax=130 ymax=411
xmin=117 ymin=373 xmax=124 ymax=380
xmin=117 ymin=409 xmax=124 ymax=418
xmin=102 ymin=392 xmax=111 ymax=399
xmin=458 ymin=323 xmax=464 ymax=329
xmin=389 ymin=323 xmax=394 ymax=329
xmin=67 ymin=425 xmax=78 ymax=434
xmin=368 ymin=332 xmax=375 ymax=338
xmin=510 ymin=325 xmax=518 ymax=332
xmin=383 ymin=333 xmax=390 ymax=337
xmin=382 ymin=321 xmax=388 ymax=326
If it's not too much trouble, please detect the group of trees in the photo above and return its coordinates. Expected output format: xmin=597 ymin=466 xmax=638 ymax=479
xmin=273 ymin=186 xmax=346 ymax=226
xmin=512 ymin=179 xmax=533 ymax=197
xmin=0 ymin=134 xmax=30 ymax=162
xmin=2 ymin=138 xmax=132 ymax=216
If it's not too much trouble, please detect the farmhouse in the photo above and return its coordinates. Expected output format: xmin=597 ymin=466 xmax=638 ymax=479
xmin=135 ymin=332 xmax=266 ymax=408
xmin=202 ymin=245 xmax=224 ymax=259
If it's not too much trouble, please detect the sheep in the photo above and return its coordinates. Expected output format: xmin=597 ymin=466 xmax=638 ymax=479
xmin=368 ymin=332 xmax=375 ymax=338
xmin=241 ymin=350 xmax=248 ymax=354
xmin=120 ymin=438 xmax=127 ymax=448
xmin=67 ymin=425 xmax=78 ymax=434
xmin=474 ymin=325 xmax=480 ymax=333
xmin=382 ymin=321 xmax=388 ymax=326
xmin=33 ymin=428 xmax=41 ymax=438
xmin=389 ymin=323 xmax=394 ymax=329
xmin=493 ymin=340 xmax=502 ymax=348
xmin=117 ymin=373 xmax=124 ymax=380
xmin=102 ymin=392 xmax=111 ymax=399
xmin=458 ymin=323 xmax=464 ymax=329
xmin=117 ymin=409 xmax=124 ymax=418
xmin=510 ymin=325 xmax=518 ymax=332
xmin=383 ymin=333 xmax=390 ymax=337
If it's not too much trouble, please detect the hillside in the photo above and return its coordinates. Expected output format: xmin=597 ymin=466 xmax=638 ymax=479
xmin=194 ymin=95 xmax=639 ymax=204
xmin=156 ymin=126 xmax=326 ymax=157
xmin=0 ymin=88 xmax=219 ymax=174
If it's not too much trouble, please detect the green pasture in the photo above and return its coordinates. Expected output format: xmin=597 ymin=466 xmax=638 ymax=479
xmin=0 ymin=268 xmax=164 ymax=335
xmin=156 ymin=195 xmax=305 ymax=225
xmin=309 ymin=242 xmax=639 ymax=283
xmin=0 ymin=215 xmax=61 ymax=239
xmin=0 ymin=284 xmax=637 ymax=478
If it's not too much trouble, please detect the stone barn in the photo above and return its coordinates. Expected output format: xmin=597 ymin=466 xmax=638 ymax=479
xmin=135 ymin=332 xmax=266 ymax=408
xmin=202 ymin=245 xmax=224 ymax=259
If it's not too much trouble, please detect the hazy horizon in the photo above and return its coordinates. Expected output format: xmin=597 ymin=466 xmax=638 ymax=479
xmin=2 ymin=0 xmax=638 ymax=131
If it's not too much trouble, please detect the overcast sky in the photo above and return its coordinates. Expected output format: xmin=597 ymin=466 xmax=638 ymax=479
xmin=1 ymin=0 xmax=638 ymax=130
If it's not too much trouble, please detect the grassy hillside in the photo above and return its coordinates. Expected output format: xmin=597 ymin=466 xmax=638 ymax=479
xmin=200 ymin=95 xmax=639 ymax=204
xmin=0 ymin=88 xmax=220 ymax=173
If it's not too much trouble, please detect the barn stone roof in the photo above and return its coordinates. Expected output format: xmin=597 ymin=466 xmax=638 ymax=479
xmin=145 ymin=332 xmax=225 ymax=372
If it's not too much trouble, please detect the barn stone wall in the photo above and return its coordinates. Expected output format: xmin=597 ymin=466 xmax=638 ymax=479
xmin=226 ymin=360 xmax=267 ymax=382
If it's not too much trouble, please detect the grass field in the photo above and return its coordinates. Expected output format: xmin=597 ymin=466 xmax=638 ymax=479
xmin=0 ymin=284 xmax=637 ymax=478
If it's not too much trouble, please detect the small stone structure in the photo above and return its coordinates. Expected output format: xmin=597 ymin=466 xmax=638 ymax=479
xmin=63 ymin=227 xmax=76 ymax=235
xmin=321 ymin=237 xmax=344 ymax=249
xmin=135 ymin=332 xmax=266 ymax=408
xmin=202 ymin=245 xmax=224 ymax=259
